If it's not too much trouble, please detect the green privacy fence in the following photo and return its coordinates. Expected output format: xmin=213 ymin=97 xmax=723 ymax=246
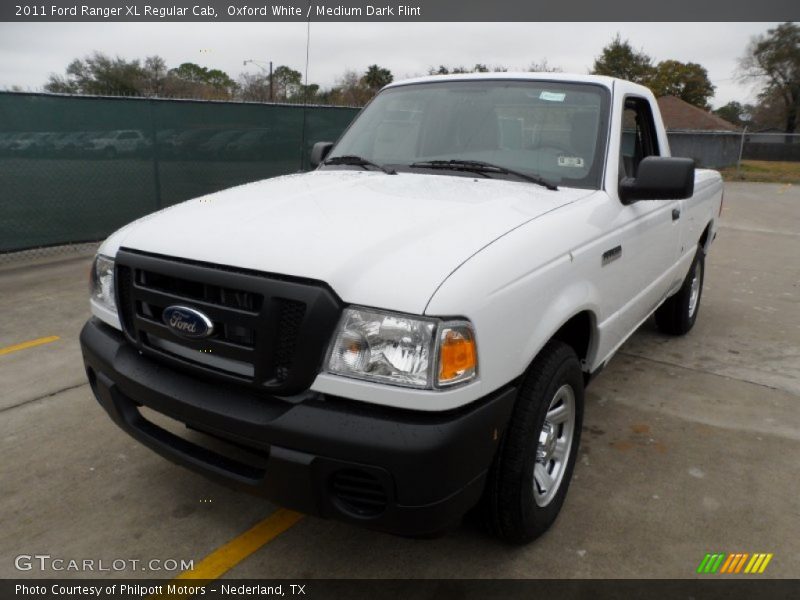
xmin=0 ymin=92 xmax=360 ymax=252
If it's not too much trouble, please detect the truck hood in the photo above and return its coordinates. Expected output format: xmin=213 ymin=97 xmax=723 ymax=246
xmin=107 ymin=170 xmax=591 ymax=314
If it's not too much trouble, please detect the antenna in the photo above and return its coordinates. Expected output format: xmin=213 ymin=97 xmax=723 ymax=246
xmin=299 ymin=0 xmax=312 ymax=170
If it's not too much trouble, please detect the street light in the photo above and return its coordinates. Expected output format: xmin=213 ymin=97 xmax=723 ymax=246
xmin=243 ymin=59 xmax=273 ymax=102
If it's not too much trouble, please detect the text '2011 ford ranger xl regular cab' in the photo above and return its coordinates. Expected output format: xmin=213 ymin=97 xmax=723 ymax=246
xmin=80 ymin=73 xmax=723 ymax=543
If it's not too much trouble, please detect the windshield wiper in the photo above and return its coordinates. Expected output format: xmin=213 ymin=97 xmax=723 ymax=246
xmin=409 ymin=159 xmax=558 ymax=191
xmin=324 ymin=155 xmax=397 ymax=175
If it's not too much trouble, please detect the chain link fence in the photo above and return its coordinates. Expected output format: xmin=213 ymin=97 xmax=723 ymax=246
xmin=742 ymin=132 xmax=800 ymax=162
xmin=665 ymin=130 xmax=800 ymax=169
xmin=0 ymin=91 xmax=359 ymax=258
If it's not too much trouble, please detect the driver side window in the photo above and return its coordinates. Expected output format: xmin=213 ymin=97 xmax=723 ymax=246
xmin=620 ymin=97 xmax=660 ymax=179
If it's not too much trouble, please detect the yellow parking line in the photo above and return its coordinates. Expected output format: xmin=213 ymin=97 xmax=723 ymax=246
xmin=178 ymin=509 xmax=303 ymax=580
xmin=0 ymin=335 xmax=60 ymax=356
xmin=149 ymin=509 xmax=303 ymax=599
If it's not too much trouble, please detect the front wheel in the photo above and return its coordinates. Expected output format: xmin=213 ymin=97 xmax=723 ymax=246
xmin=655 ymin=244 xmax=705 ymax=336
xmin=484 ymin=340 xmax=584 ymax=544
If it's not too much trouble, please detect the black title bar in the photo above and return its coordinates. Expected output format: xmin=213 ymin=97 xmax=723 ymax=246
xmin=3 ymin=579 xmax=800 ymax=600
xmin=2 ymin=0 xmax=799 ymax=22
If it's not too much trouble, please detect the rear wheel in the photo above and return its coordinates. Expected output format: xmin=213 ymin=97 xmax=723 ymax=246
xmin=484 ymin=340 xmax=584 ymax=544
xmin=655 ymin=244 xmax=705 ymax=336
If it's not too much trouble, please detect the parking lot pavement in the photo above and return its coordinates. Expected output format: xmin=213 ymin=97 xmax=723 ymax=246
xmin=0 ymin=182 xmax=797 ymax=580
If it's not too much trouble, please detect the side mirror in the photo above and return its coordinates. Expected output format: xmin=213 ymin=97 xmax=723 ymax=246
xmin=619 ymin=156 xmax=695 ymax=204
xmin=310 ymin=141 xmax=334 ymax=168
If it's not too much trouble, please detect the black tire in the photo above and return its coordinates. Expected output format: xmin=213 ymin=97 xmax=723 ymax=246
xmin=484 ymin=340 xmax=584 ymax=544
xmin=655 ymin=244 xmax=705 ymax=336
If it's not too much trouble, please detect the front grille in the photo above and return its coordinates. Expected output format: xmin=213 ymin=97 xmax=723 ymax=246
xmin=273 ymin=299 xmax=306 ymax=381
xmin=115 ymin=248 xmax=341 ymax=395
xmin=330 ymin=469 xmax=389 ymax=518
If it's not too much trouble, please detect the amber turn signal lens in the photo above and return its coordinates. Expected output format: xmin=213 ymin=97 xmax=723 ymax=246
xmin=438 ymin=326 xmax=477 ymax=386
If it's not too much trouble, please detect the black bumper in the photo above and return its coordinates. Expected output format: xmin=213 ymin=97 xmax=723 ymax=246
xmin=80 ymin=318 xmax=517 ymax=535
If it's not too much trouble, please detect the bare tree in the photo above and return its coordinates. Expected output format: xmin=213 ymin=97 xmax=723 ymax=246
xmin=237 ymin=72 xmax=270 ymax=102
xmin=739 ymin=22 xmax=800 ymax=136
xmin=528 ymin=59 xmax=562 ymax=73
xmin=141 ymin=56 xmax=167 ymax=97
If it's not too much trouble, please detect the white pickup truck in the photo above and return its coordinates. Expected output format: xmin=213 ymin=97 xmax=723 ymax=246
xmin=80 ymin=73 xmax=722 ymax=543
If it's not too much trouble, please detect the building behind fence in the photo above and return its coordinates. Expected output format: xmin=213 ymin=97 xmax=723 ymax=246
xmin=657 ymin=95 xmax=741 ymax=169
xmin=666 ymin=131 xmax=743 ymax=169
xmin=657 ymin=95 xmax=800 ymax=167
xmin=666 ymin=131 xmax=800 ymax=168
xmin=0 ymin=92 xmax=359 ymax=253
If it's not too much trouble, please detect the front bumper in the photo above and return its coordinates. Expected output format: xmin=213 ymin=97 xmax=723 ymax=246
xmin=80 ymin=318 xmax=517 ymax=535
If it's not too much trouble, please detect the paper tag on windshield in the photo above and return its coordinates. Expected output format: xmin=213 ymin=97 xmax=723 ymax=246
xmin=558 ymin=156 xmax=585 ymax=168
xmin=539 ymin=91 xmax=566 ymax=102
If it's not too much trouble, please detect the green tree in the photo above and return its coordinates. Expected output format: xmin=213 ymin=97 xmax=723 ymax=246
xmin=270 ymin=65 xmax=302 ymax=101
xmin=713 ymin=101 xmax=753 ymax=127
xmin=361 ymin=64 xmax=393 ymax=92
xmin=168 ymin=62 xmax=237 ymax=98
xmin=592 ymin=34 xmax=654 ymax=84
xmin=168 ymin=62 xmax=208 ymax=83
xmin=205 ymin=69 xmax=237 ymax=92
xmin=739 ymin=22 xmax=800 ymax=135
xmin=44 ymin=52 xmax=147 ymax=96
xmin=649 ymin=60 xmax=715 ymax=109
xmin=295 ymin=83 xmax=320 ymax=103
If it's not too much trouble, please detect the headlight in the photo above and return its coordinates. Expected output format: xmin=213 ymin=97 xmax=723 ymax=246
xmin=326 ymin=307 xmax=477 ymax=389
xmin=90 ymin=254 xmax=116 ymax=313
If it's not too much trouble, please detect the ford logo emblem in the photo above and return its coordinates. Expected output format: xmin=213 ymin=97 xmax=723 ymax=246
xmin=162 ymin=306 xmax=214 ymax=339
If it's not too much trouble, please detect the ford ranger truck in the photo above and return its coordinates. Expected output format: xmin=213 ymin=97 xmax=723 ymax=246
xmin=80 ymin=73 xmax=722 ymax=543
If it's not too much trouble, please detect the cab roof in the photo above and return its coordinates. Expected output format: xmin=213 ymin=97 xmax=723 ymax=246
xmin=385 ymin=72 xmax=649 ymax=96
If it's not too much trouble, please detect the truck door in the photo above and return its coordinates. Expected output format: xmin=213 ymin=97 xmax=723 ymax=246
xmin=608 ymin=96 xmax=681 ymax=340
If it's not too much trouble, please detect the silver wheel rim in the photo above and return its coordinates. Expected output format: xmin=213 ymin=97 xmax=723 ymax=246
xmin=688 ymin=260 xmax=702 ymax=319
xmin=534 ymin=384 xmax=576 ymax=507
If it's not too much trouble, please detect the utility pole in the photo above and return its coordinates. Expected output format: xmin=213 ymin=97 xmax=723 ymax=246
xmin=243 ymin=59 xmax=273 ymax=102
xmin=736 ymin=125 xmax=748 ymax=177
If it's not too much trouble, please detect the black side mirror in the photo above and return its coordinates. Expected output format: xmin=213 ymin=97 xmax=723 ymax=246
xmin=310 ymin=141 xmax=334 ymax=168
xmin=619 ymin=156 xmax=695 ymax=204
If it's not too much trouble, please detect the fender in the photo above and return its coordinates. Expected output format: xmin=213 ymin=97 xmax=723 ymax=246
xmin=518 ymin=285 xmax=601 ymax=375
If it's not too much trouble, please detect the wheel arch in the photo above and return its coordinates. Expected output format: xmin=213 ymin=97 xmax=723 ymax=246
xmin=699 ymin=220 xmax=713 ymax=252
xmin=520 ymin=304 xmax=600 ymax=386
xmin=551 ymin=310 xmax=596 ymax=369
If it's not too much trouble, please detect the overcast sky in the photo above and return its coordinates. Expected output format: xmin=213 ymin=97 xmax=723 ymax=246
xmin=0 ymin=22 xmax=779 ymax=108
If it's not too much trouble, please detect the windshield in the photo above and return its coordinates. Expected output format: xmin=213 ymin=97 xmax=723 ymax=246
xmin=326 ymin=80 xmax=610 ymax=189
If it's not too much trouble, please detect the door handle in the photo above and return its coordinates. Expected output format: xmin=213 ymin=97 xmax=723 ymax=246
xmin=672 ymin=208 xmax=681 ymax=221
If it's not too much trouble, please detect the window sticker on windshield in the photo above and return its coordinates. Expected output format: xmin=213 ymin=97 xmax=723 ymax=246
xmin=539 ymin=91 xmax=566 ymax=102
xmin=558 ymin=156 xmax=585 ymax=168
